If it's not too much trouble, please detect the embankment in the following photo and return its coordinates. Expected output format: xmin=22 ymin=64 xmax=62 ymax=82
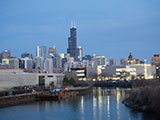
xmin=122 ymin=79 xmax=160 ymax=116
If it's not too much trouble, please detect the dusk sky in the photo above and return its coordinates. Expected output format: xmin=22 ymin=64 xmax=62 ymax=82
xmin=0 ymin=0 xmax=160 ymax=64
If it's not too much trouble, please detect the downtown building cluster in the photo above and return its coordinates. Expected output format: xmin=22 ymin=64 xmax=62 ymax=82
xmin=103 ymin=53 xmax=159 ymax=80
xmin=0 ymin=23 xmax=160 ymax=81
xmin=0 ymin=24 xmax=107 ymax=77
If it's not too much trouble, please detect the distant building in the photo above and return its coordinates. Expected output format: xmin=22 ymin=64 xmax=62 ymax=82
xmin=151 ymin=54 xmax=160 ymax=66
xmin=109 ymin=59 xmax=116 ymax=66
xmin=1 ymin=57 xmax=19 ymax=69
xmin=21 ymin=53 xmax=33 ymax=59
xmin=8 ymin=58 xmax=19 ymax=69
xmin=48 ymin=45 xmax=56 ymax=56
xmin=127 ymin=52 xmax=143 ymax=65
xmin=53 ymin=54 xmax=62 ymax=71
xmin=0 ymin=73 xmax=64 ymax=91
xmin=70 ymin=68 xmax=86 ymax=78
xmin=59 ymin=53 xmax=65 ymax=59
xmin=2 ymin=59 xmax=9 ymax=65
xmin=83 ymin=55 xmax=93 ymax=61
xmin=120 ymin=59 xmax=128 ymax=65
xmin=116 ymin=67 xmax=136 ymax=79
xmin=61 ymin=54 xmax=73 ymax=68
xmin=44 ymin=58 xmax=53 ymax=73
xmin=128 ymin=64 xmax=155 ymax=79
xmin=33 ymin=56 xmax=44 ymax=70
xmin=128 ymin=52 xmax=136 ymax=64
xmin=19 ymin=58 xmax=33 ymax=69
xmin=36 ymin=46 xmax=47 ymax=58
xmin=67 ymin=22 xmax=79 ymax=61
xmin=0 ymin=64 xmax=9 ymax=69
xmin=102 ymin=64 xmax=156 ymax=80
xmin=78 ymin=46 xmax=83 ymax=60
xmin=64 ymin=60 xmax=97 ymax=77
xmin=92 ymin=55 xmax=107 ymax=67
xmin=0 ymin=50 xmax=12 ymax=63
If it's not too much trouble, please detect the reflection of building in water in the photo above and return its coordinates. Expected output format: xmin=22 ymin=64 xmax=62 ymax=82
xmin=81 ymin=96 xmax=84 ymax=114
xmin=70 ymin=97 xmax=79 ymax=112
xmin=116 ymin=88 xmax=121 ymax=103
xmin=98 ymin=91 xmax=102 ymax=120
xmin=93 ymin=96 xmax=97 ymax=120
xmin=93 ymin=88 xmax=97 ymax=96
xmin=95 ymin=87 xmax=103 ymax=120
xmin=116 ymin=88 xmax=121 ymax=120
xmin=98 ymin=87 xmax=101 ymax=96
xmin=107 ymin=96 xmax=110 ymax=120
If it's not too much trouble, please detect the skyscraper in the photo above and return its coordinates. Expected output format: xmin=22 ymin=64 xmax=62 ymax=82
xmin=67 ymin=22 xmax=79 ymax=61
xmin=78 ymin=46 xmax=83 ymax=60
xmin=48 ymin=45 xmax=56 ymax=56
xmin=36 ymin=46 xmax=47 ymax=58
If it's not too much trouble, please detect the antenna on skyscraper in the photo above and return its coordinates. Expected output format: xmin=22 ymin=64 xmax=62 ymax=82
xmin=71 ymin=21 xmax=73 ymax=28
xmin=53 ymin=44 xmax=56 ymax=48
xmin=73 ymin=20 xmax=76 ymax=28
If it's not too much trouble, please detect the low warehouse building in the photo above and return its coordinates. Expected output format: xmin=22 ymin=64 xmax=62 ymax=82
xmin=0 ymin=73 xmax=64 ymax=91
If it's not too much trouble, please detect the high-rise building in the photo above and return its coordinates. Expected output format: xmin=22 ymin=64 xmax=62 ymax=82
xmin=78 ymin=46 xmax=83 ymax=60
xmin=48 ymin=45 xmax=56 ymax=56
xmin=20 ymin=58 xmax=33 ymax=69
xmin=67 ymin=22 xmax=79 ymax=61
xmin=33 ymin=56 xmax=44 ymax=70
xmin=53 ymin=54 xmax=62 ymax=70
xmin=36 ymin=46 xmax=47 ymax=58
xmin=44 ymin=58 xmax=53 ymax=73
xmin=109 ymin=59 xmax=116 ymax=66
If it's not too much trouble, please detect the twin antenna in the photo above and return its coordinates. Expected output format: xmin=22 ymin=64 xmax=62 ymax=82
xmin=71 ymin=21 xmax=76 ymax=28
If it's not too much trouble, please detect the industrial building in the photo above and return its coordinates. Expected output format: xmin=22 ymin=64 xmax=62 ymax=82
xmin=0 ymin=73 xmax=64 ymax=91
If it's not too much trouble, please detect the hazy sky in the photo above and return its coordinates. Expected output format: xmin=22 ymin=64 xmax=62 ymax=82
xmin=0 ymin=0 xmax=160 ymax=64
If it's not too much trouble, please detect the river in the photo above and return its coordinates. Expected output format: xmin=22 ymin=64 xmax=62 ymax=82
xmin=0 ymin=87 xmax=158 ymax=120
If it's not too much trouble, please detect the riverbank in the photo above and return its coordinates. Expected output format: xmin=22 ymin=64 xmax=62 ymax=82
xmin=0 ymin=86 xmax=92 ymax=108
xmin=122 ymin=79 xmax=160 ymax=117
xmin=1 ymin=87 xmax=158 ymax=120
xmin=94 ymin=80 xmax=132 ymax=88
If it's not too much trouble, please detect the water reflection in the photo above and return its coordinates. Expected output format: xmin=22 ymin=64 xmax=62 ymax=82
xmin=81 ymin=96 xmax=84 ymax=114
xmin=107 ymin=96 xmax=110 ymax=120
xmin=0 ymin=87 xmax=159 ymax=120
xmin=93 ymin=96 xmax=97 ymax=120
xmin=116 ymin=88 xmax=120 ymax=120
xmin=98 ymin=89 xmax=102 ymax=120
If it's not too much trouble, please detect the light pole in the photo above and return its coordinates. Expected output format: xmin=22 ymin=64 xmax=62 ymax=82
xmin=155 ymin=66 xmax=159 ymax=78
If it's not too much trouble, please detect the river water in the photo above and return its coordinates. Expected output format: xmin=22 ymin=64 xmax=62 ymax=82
xmin=0 ymin=87 xmax=158 ymax=120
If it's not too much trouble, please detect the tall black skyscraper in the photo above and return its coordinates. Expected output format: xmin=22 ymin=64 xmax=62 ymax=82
xmin=67 ymin=22 xmax=79 ymax=61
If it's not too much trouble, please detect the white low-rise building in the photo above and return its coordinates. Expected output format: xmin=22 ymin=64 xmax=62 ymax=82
xmin=0 ymin=73 xmax=64 ymax=91
xmin=102 ymin=64 xmax=156 ymax=80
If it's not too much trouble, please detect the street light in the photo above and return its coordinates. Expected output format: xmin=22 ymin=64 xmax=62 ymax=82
xmin=155 ymin=66 xmax=159 ymax=78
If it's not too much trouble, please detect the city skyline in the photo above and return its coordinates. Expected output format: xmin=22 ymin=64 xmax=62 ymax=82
xmin=0 ymin=0 xmax=160 ymax=64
